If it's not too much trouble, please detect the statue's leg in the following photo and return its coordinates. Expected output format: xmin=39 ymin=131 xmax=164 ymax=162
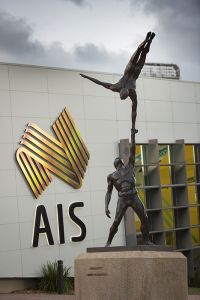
xmin=124 ymin=32 xmax=153 ymax=74
xmin=137 ymin=32 xmax=156 ymax=67
xmin=131 ymin=193 xmax=153 ymax=245
xmin=105 ymin=198 xmax=127 ymax=247
xmin=132 ymin=32 xmax=152 ymax=63
xmin=138 ymin=31 xmax=152 ymax=50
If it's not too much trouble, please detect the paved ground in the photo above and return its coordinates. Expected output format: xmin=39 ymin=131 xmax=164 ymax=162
xmin=0 ymin=295 xmax=75 ymax=300
xmin=0 ymin=294 xmax=200 ymax=300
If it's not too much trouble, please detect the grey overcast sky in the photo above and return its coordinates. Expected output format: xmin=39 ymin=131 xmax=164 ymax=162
xmin=0 ymin=0 xmax=199 ymax=81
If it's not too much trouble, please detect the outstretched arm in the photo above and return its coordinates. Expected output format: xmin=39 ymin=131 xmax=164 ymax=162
xmin=105 ymin=175 xmax=113 ymax=219
xmin=80 ymin=73 xmax=113 ymax=90
xmin=128 ymin=128 xmax=136 ymax=168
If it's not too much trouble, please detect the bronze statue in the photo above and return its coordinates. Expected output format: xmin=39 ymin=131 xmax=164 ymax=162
xmin=104 ymin=129 xmax=152 ymax=246
xmin=80 ymin=32 xmax=155 ymax=246
xmin=80 ymin=31 xmax=155 ymax=131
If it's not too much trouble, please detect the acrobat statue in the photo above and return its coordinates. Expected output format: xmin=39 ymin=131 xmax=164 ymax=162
xmin=80 ymin=31 xmax=155 ymax=131
xmin=104 ymin=128 xmax=152 ymax=246
xmin=80 ymin=32 xmax=155 ymax=246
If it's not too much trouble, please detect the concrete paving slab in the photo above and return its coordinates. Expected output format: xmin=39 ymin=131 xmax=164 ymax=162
xmin=0 ymin=293 xmax=199 ymax=299
xmin=0 ymin=294 xmax=75 ymax=300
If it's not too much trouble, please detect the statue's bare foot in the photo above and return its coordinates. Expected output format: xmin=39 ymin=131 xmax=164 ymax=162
xmin=150 ymin=32 xmax=156 ymax=40
xmin=146 ymin=32 xmax=151 ymax=41
xmin=105 ymin=242 xmax=111 ymax=247
xmin=144 ymin=240 xmax=154 ymax=246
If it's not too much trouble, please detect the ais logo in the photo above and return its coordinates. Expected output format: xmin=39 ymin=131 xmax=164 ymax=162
xmin=16 ymin=108 xmax=90 ymax=247
xmin=16 ymin=107 xmax=89 ymax=198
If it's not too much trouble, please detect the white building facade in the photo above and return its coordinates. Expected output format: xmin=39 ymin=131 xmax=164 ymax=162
xmin=0 ymin=62 xmax=200 ymax=280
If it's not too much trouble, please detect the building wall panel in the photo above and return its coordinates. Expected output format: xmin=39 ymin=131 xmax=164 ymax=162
xmin=0 ymin=63 xmax=199 ymax=278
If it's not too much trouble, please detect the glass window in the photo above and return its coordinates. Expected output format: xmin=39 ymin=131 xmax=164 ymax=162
xmin=135 ymin=145 xmax=142 ymax=166
xmin=135 ymin=165 xmax=145 ymax=188
xmin=159 ymin=145 xmax=170 ymax=164
xmin=191 ymin=227 xmax=200 ymax=246
xmin=161 ymin=188 xmax=173 ymax=208
xmin=137 ymin=188 xmax=146 ymax=206
xmin=188 ymin=186 xmax=198 ymax=205
xmin=186 ymin=165 xmax=196 ymax=184
xmin=163 ymin=209 xmax=174 ymax=229
xmin=160 ymin=166 xmax=171 ymax=185
xmin=190 ymin=207 xmax=199 ymax=225
xmin=135 ymin=144 xmax=145 ymax=188
xmin=135 ymin=213 xmax=141 ymax=233
xmin=185 ymin=145 xmax=195 ymax=163
xmin=165 ymin=231 xmax=176 ymax=247
xmin=134 ymin=142 xmax=200 ymax=250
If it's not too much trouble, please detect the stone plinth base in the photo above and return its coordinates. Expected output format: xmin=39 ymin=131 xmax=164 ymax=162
xmin=75 ymin=251 xmax=187 ymax=300
xmin=87 ymin=245 xmax=174 ymax=252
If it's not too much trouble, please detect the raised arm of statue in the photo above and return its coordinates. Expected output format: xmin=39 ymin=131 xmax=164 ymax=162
xmin=128 ymin=85 xmax=138 ymax=168
xmin=105 ymin=174 xmax=113 ymax=219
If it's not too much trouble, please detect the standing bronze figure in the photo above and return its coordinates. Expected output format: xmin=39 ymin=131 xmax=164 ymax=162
xmin=104 ymin=129 xmax=152 ymax=246
xmin=80 ymin=32 xmax=155 ymax=246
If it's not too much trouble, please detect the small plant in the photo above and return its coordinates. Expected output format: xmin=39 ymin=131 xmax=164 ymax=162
xmin=38 ymin=260 xmax=73 ymax=294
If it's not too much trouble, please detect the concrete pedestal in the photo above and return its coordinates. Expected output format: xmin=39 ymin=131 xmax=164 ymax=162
xmin=75 ymin=251 xmax=187 ymax=300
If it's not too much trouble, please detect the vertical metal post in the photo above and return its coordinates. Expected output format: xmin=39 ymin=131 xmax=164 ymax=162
xmin=57 ymin=260 xmax=64 ymax=294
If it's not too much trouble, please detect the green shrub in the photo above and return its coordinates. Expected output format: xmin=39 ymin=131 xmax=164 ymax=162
xmin=38 ymin=260 xmax=73 ymax=294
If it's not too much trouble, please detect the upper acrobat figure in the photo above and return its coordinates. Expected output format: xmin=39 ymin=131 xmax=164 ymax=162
xmin=80 ymin=32 xmax=155 ymax=131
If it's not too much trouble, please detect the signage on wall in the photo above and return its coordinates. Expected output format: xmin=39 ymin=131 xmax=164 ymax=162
xmin=16 ymin=107 xmax=90 ymax=198
xmin=16 ymin=107 xmax=90 ymax=247
xmin=32 ymin=202 xmax=87 ymax=247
